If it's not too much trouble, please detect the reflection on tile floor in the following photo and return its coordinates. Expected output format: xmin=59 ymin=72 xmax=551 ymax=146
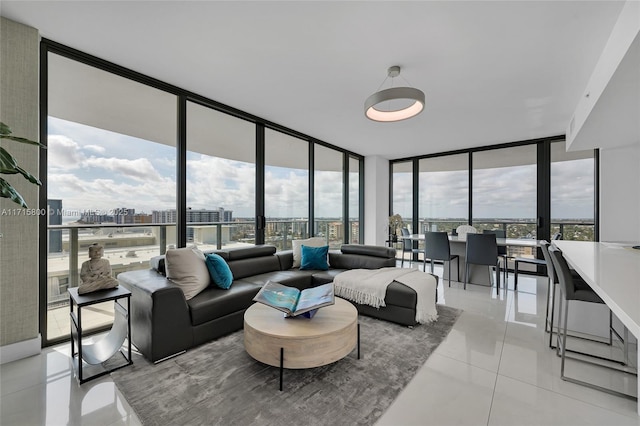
xmin=2 ymin=266 xmax=638 ymax=425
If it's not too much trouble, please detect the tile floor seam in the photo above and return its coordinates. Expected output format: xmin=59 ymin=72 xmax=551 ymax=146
xmin=485 ymin=288 xmax=512 ymax=426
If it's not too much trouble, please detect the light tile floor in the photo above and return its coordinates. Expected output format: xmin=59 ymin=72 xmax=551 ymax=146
xmin=1 ymin=267 xmax=638 ymax=425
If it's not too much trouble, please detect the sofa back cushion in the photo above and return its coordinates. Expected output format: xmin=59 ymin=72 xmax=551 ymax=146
xmin=329 ymin=244 xmax=396 ymax=270
xmin=340 ymin=244 xmax=396 ymax=258
xmin=216 ymin=245 xmax=281 ymax=280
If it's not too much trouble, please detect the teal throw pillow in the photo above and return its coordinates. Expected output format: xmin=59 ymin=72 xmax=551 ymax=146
xmin=205 ymin=253 xmax=234 ymax=289
xmin=300 ymin=245 xmax=329 ymax=270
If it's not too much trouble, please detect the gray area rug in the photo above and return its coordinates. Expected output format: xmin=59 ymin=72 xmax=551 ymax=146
xmin=111 ymin=304 xmax=461 ymax=426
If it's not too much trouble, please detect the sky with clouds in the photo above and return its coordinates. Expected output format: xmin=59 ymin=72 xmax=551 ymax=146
xmin=48 ymin=117 xmax=354 ymax=221
xmin=393 ymin=158 xmax=594 ymax=220
xmin=49 ymin=117 xmax=592 ymax=223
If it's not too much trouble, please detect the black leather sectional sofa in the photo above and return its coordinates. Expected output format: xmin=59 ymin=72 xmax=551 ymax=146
xmin=118 ymin=244 xmax=422 ymax=362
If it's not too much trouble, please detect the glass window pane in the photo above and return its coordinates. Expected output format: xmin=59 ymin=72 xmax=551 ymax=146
xmin=47 ymin=53 xmax=177 ymax=341
xmin=265 ymin=129 xmax=309 ymax=250
xmin=419 ymin=154 xmax=468 ymax=234
xmin=314 ymin=145 xmax=344 ymax=248
xmin=392 ymin=161 xmax=413 ymax=232
xmin=349 ymin=156 xmax=361 ymax=244
xmin=472 ymin=145 xmax=537 ymax=240
xmin=186 ymin=102 xmax=256 ymax=250
xmin=550 ymin=142 xmax=595 ymax=241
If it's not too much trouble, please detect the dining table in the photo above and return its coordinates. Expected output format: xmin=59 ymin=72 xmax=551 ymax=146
xmin=553 ymin=240 xmax=640 ymax=411
xmin=402 ymin=233 xmax=541 ymax=286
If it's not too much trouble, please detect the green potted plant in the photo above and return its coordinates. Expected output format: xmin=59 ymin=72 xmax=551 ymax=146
xmin=0 ymin=121 xmax=45 ymax=208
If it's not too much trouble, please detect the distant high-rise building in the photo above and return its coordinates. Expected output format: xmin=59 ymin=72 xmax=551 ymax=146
xmin=48 ymin=199 xmax=62 ymax=253
xmin=152 ymin=207 xmax=233 ymax=224
xmin=113 ymin=207 xmax=135 ymax=224
xmin=328 ymin=221 xmax=344 ymax=241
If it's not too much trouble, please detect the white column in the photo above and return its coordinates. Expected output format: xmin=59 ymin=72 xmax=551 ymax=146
xmin=364 ymin=155 xmax=389 ymax=246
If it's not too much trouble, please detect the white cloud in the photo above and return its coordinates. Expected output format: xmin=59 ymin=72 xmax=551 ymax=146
xmin=47 ymin=135 xmax=85 ymax=169
xmin=84 ymin=144 xmax=106 ymax=154
xmin=84 ymin=157 xmax=163 ymax=182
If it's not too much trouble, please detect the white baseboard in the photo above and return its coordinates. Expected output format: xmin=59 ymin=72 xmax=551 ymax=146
xmin=0 ymin=335 xmax=41 ymax=364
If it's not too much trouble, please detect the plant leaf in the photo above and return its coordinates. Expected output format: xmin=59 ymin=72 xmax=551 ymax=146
xmin=0 ymin=146 xmax=19 ymax=171
xmin=0 ymin=177 xmax=28 ymax=208
xmin=0 ymin=122 xmax=11 ymax=136
xmin=0 ymin=135 xmax=46 ymax=148
xmin=0 ymin=122 xmax=45 ymax=147
xmin=14 ymin=165 xmax=42 ymax=185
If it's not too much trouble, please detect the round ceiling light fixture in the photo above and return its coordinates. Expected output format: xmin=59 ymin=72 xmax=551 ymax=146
xmin=364 ymin=66 xmax=425 ymax=122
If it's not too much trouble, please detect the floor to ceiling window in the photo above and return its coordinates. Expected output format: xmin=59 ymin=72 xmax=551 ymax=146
xmin=186 ymin=101 xmax=256 ymax=249
xmin=389 ymin=138 xmax=598 ymax=266
xmin=418 ymin=154 xmax=469 ymax=234
xmin=41 ymin=40 xmax=363 ymax=346
xmin=348 ymin=156 xmax=362 ymax=244
xmin=45 ymin=52 xmax=177 ymax=343
xmin=472 ymin=145 xmax=537 ymax=239
xmin=314 ymin=145 xmax=344 ymax=248
xmin=264 ymin=128 xmax=309 ymax=250
xmin=550 ymin=141 xmax=595 ymax=241
xmin=391 ymin=161 xmax=413 ymax=232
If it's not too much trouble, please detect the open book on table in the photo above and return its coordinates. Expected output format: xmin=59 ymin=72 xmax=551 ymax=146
xmin=252 ymin=281 xmax=335 ymax=318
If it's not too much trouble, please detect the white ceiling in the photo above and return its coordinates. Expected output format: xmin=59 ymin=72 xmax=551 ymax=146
xmin=1 ymin=1 xmax=627 ymax=159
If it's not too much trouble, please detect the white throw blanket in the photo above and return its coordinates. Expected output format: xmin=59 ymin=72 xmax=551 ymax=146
xmin=333 ymin=267 xmax=438 ymax=324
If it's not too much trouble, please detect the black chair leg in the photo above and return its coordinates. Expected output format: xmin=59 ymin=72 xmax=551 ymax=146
xmin=447 ymin=261 xmax=451 ymax=287
xmin=464 ymin=264 xmax=468 ymax=290
xmin=514 ymin=260 xmax=519 ymax=291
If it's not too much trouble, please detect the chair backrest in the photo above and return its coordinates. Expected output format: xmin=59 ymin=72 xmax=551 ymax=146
xmin=400 ymin=227 xmax=412 ymax=250
xmin=539 ymin=241 xmax=557 ymax=284
xmin=424 ymin=231 xmax=450 ymax=260
xmin=483 ymin=229 xmax=507 ymax=255
xmin=552 ymin=232 xmax=562 ymax=240
xmin=451 ymin=228 xmax=458 ymax=236
xmin=465 ymin=233 xmax=498 ymax=266
xmin=548 ymin=246 xmax=576 ymax=300
xmin=456 ymin=225 xmax=477 ymax=239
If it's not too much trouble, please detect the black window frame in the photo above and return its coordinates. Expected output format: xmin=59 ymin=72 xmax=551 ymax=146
xmin=39 ymin=39 xmax=364 ymax=346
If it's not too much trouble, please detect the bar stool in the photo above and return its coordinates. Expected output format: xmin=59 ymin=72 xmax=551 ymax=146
xmin=548 ymin=246 xmax=635 ymax=400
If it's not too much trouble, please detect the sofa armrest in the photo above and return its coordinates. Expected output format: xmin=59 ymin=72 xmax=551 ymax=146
xmin=118 ymin=269 xmax=193 ymax=362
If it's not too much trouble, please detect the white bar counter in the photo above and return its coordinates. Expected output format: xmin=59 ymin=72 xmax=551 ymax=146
xmin=554 ymin=240 xmax=640 ymax=412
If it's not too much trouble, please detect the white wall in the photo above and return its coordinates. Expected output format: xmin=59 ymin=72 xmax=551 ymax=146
xmin=364 ymin=156 xmax=389 ymax=246
xmin=600 ymin=144 xmax=640 ymax=242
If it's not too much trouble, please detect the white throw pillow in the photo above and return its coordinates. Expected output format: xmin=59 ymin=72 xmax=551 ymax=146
xmin=165 ymin=247 xmax=210 ymax=300
xmin=292 ymin=237 xmax=326 ymax=268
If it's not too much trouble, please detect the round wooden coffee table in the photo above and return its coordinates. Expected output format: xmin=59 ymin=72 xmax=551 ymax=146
xmin=244 ymin=297 xmax=359 ymax=390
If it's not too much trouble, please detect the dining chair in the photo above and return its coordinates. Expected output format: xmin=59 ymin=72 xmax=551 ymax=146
xmin=548 ymin=246 xmax=633 ymax=399
xmin=400 ymin=228 xmax=421 ymax=268
xmin=424 ymin=231 xmax=459 ymax=286
xmin=482 ymin=229 xmax=509 ymax=284
xmin=464 ymin=233 xmax=500 ymax=295
xmin=455 ymin=224 xmax=476 ymax=240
